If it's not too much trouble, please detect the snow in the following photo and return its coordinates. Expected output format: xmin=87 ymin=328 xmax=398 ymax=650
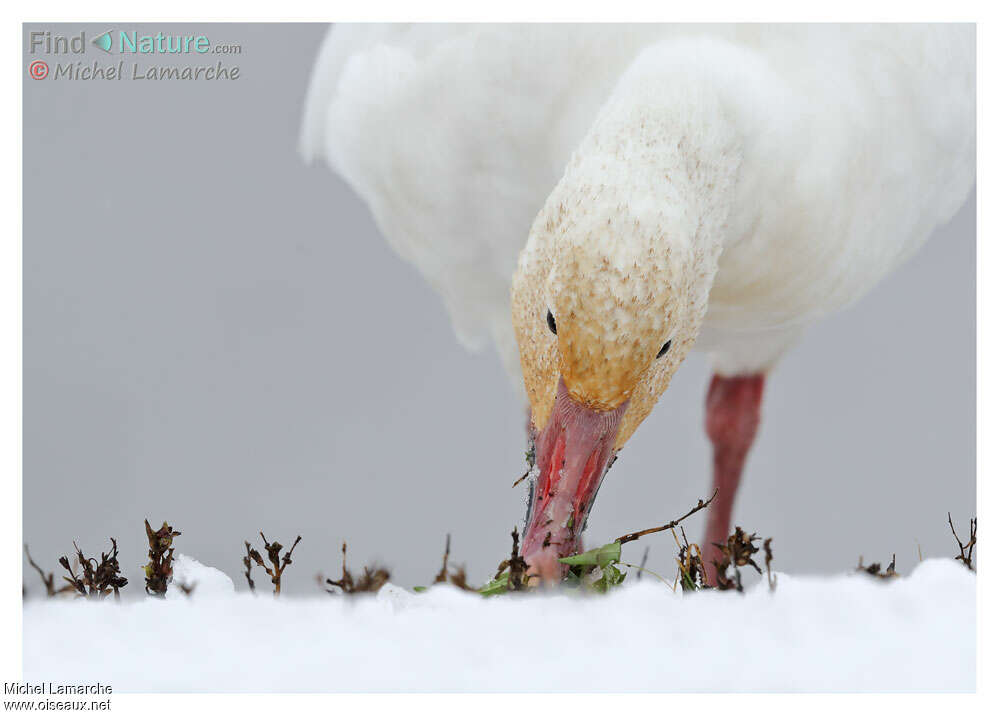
xmin=164 ymin=554 xmax=235 ymax=601
xmin=23 ymin=557 xmax=975 ymax=692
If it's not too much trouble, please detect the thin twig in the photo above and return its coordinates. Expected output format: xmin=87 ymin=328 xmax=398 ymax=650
xmin=242 ymin=541 xmax=257 ymax=593
xmin=764 ymin=537 xmax=777 ymax=592
xmin=324 ymin=542 xmax=390 ymax=594
xmin=24 ymin=545 xmax=56 ymax=597
xmin=254 ymin=532 xmax=302 ymax=595
xmin=616 ymin=489 xmax=718 ymax=545
xmin=636 ymin=546 xmax=650 ymax=581
xmin=947 ymin=512 xmax=976 ymax=571
xmin=434 ymin=534 xmax=451 ymax=584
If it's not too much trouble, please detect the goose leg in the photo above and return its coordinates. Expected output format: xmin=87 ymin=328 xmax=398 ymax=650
xmin=702 ymin=373 xmax=766 ymax=585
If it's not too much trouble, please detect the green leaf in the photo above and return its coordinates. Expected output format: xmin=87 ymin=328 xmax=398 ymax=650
xmin=604 ymin=564 xmax=626 ymax=587
xmin=412 ymin=586 xmax=427 ymax=593
xmin=557 ymin=541 xmax=622 ymax=568
xmin=679 ymin=569 xmax=698 ymax=592
xmin=588 ymin=563 xmax=627 ymax=593
xmin=478 ymin=573 xmax=511 ymax=596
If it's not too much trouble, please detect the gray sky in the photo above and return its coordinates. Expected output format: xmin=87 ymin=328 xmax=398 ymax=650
xmin=23 ymin=23 xmax=975 ymax=596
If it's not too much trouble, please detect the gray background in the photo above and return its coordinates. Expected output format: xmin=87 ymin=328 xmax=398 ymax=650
xmin=23 ymin=24 xmax=975 ymax=595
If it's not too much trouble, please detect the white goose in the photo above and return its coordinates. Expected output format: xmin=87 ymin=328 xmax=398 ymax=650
xmin=301 ymin=25 xmax=975 ymax=583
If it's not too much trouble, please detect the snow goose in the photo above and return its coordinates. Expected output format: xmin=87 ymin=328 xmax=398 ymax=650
xmin=301 ymin=25 xmax=975 ymax=583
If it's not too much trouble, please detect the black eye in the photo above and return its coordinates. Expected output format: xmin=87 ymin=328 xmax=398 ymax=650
xmin=656 ymin=340 xmax=672 ymax=359
xmin=546 ymin=310 xmax=557 ymax=335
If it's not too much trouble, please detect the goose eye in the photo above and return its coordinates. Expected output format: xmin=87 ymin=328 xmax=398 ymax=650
xmin=656 ymin=340 xmax=672 ymax=359
xmin=546 ymin=310 xmax=557 ymax=335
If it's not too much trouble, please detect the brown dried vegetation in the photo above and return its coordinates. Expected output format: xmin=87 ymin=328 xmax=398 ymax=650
xmin=617 ymin=489 xmax=717 ymax=545
xmin=59 ymin=539 xmax=128 ymax=599
xmin=673 ymin=526 xmax=708 ymax=592
xmin=324 ymin=542 xmax=390 ymax=595
xmin=143 ymin=520 xmax=181 ymax=596
xmin=244 ymin=532 xmax=302 ymax=595
xmin=20 ymin=508 xmax=978 ymax=601
xmin=491 ymin=527 xmax=530 ymax=591
xmin=711 ymin=526 xmax=763 ymax=592
xmin=857 ymin=554 xmax=898 ymax=579
xmin=432 ymin=534 xmax=477 ymax=592
xmin=764 ymin=537 xmax=777 ymax=592
xmin=242 ymin=541 xmax=257 ymax=592
xmin=948 ymin=512 xmax=976 ymax=571
xmin=23 ymin=545 xmax=75 ymax=598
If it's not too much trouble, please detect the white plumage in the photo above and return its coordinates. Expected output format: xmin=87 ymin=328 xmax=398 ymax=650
xmin=301 ymin=23 xmax=974 ymax=386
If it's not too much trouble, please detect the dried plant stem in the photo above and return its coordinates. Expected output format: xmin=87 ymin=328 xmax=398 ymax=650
xmin=144 ymin=519 xmax=181 ymax=596
xmin=636 ymin=546 xmax=650 ymax=581
xmin=58 ymin=539 xmax=128 ymax=599
xmin=764 ymin=537 xmax=777 ymax=592
xmin=616 ymin=489 xmax=718 ymax=545
xmin=434 ymin=534 xmax=452 ymax=584
xmin=325 ymin=542 xmax=390 ymax=594
xmin=252 ymin=532 xmax=302 ymax=595
xmin=947 ymin=512 xmax=976 ymax=571
xmin=242 ymin=541 xmax=257 ymax=592
xmin=24 ymin=545 xmax=57 ymax=597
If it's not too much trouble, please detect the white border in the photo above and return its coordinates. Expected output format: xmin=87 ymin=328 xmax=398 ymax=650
xmin=6 ymin=2 xmax=994 ymax=713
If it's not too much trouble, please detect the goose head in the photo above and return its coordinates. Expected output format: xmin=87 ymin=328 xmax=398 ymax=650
xmin=511 ymin=181 xmax=714 ymax=583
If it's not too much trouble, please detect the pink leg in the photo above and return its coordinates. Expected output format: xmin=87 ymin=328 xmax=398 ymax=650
xmin=702 ymin=373 xmax=765 ymax=585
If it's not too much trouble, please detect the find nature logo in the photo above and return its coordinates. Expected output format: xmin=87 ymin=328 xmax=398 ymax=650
xmin=27 ymin=28 xmax=242 ymax=82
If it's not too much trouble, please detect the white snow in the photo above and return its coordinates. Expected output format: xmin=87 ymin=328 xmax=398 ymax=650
xmin=164 ymin=553 xmax=235 ymax=601
xmin=23 ymin=558 xmax=975 ymax=692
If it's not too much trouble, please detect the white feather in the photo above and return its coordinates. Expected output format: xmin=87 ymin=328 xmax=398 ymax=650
xmin=301 ymin=24 xmax=974 ymax=379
